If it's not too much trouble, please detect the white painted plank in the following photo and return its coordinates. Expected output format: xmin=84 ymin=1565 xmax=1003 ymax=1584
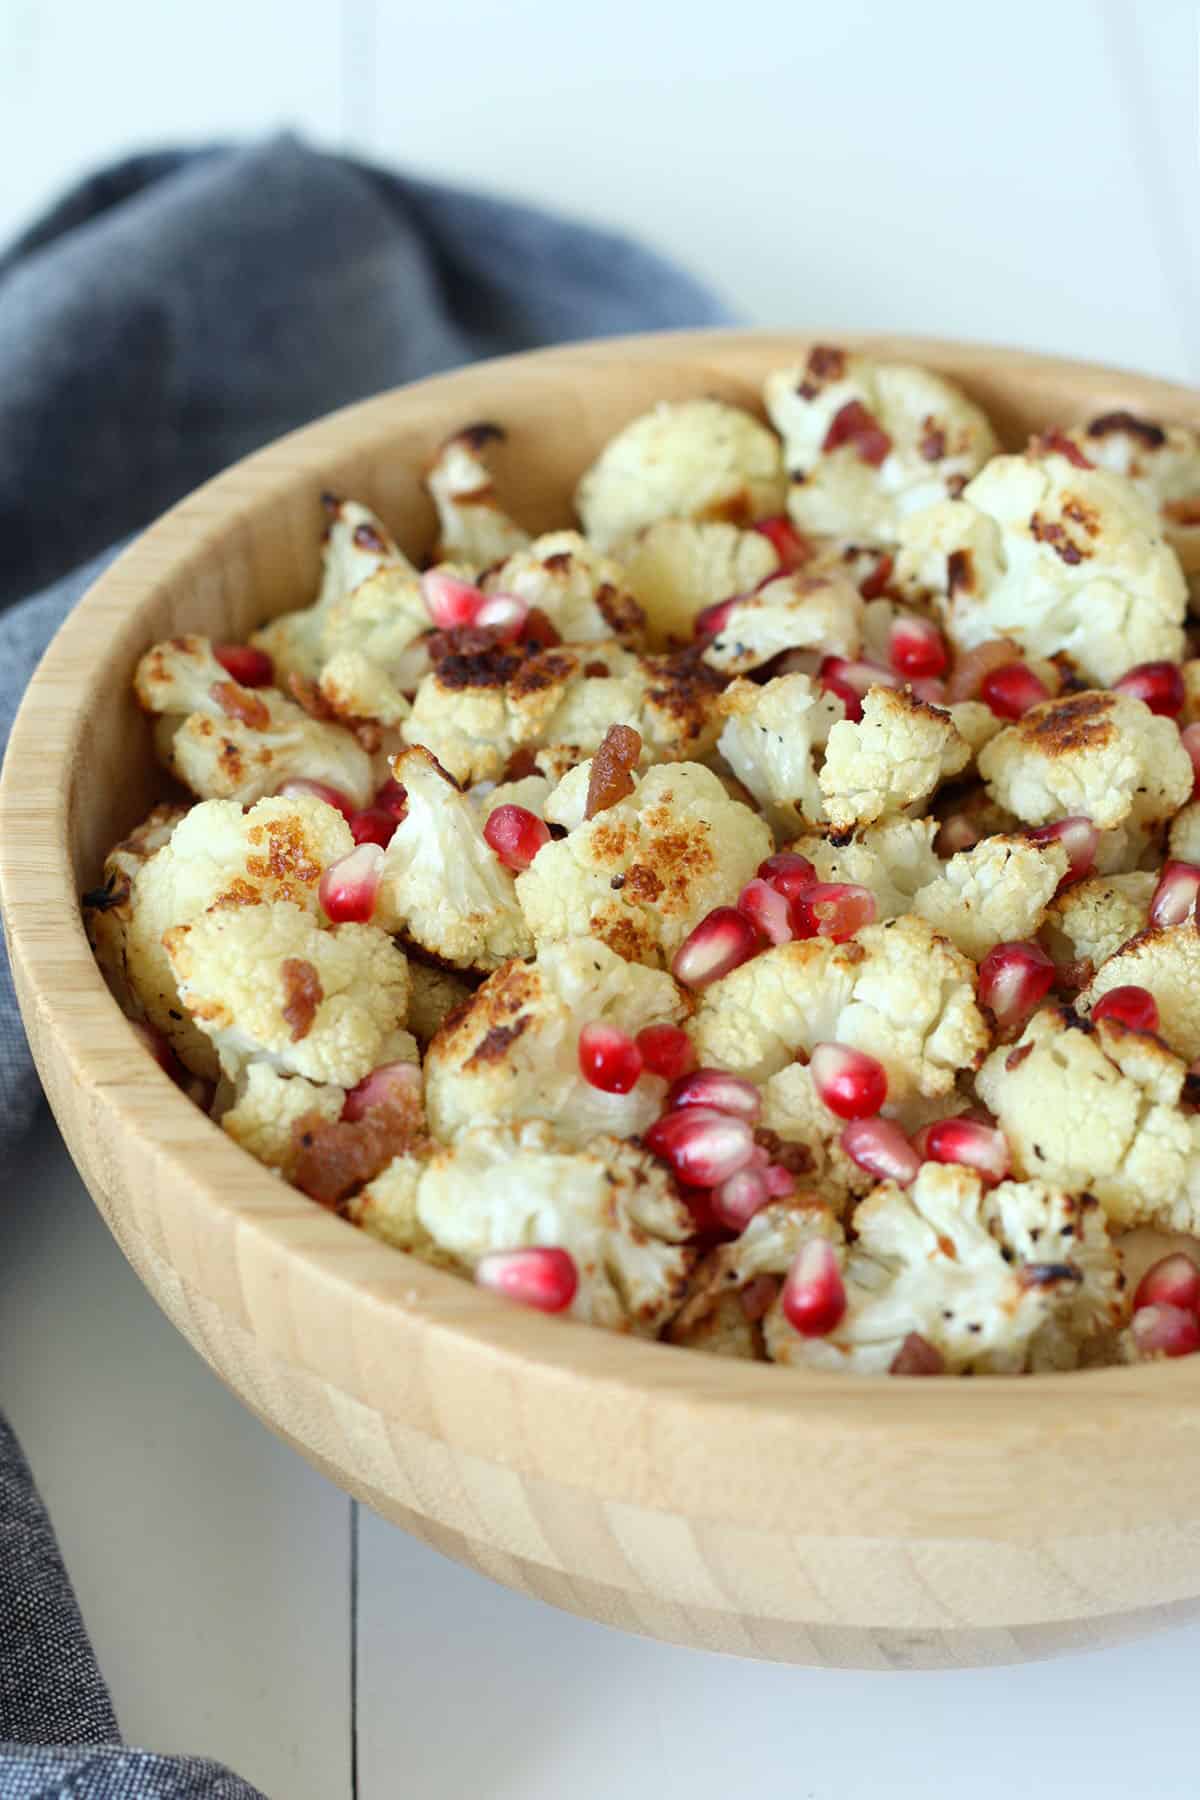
xmin=0 ymin=1115 xmax=352 ymax=1800
xmin=357 ymin=1503 xmax=1200 ymax=1800
xmin=366 ymin=0 xmax=1192 ymax=379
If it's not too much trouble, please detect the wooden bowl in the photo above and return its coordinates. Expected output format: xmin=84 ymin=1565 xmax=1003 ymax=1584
xmin=6 ymin=330 xmax=1200 ymax=1672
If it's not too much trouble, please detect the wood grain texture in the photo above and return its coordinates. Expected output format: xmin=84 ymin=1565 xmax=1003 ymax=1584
xmin=5 ymin=330 xmax=1200 ymax=1669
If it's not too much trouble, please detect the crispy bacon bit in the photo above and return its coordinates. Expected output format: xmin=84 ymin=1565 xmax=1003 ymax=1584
xmin=292 ymin=1088 xmax=429 ymax=1210
xmin=353 ymin=521 xmax=388 ymax=552
xmin=1086 ymin=410 xmax=1167 ymax=449
xmin=280 ymin=958 xmax=323 ymax=1042
xmin=1031 ymin=430 xmax=1093 ymax=470
xmin=822 ymin=400 xmax=892 ymax=468
xmin=889 ymin=1333 xmax=944 ymax=1376
xmin=919 ymin=420 xmax=947 ymax=462
xmin=585 ymin=723 xmax=642 ymax=820
xmin=211 ymin=681 xmax=270 ymax=730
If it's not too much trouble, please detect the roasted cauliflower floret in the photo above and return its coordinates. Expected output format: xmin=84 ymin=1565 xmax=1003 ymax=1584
xmin=1065 ymin=410 xmax=1200 ymax=575
xmin=517 ymin=761 xmax=772 ymax=967
xmin=786 ymin=817 xmax=942 ymax=919
xmin=764 ymin=347 xmax=997 ymax=545
xmin=818 ymin=687 xmax=970 ymax=830
xmin=84 ymin=801 xmax=187 ymax=1016
xmin=758 ymin=1061 xmax=875 ymax=1212
xmin=483 ymin=531 xmax=645 ymax=645
xmin=355 ymin=1120 xmax=696 ymax=1334
xmin=376 ymin=746 xmax=532 ymax=971
xmin=910 ymin=833 xmax=1068 ymax=960
xmin=424 ymin=938 xmax=686 ymax=1146
xmin=895 ymin=448 xmax=1187 ymax=685
xmin=978 ymin=689 xmax=1191 ymax=831
xmin=405 ymin=962 xmax=476 ymax=1048
xmin=690 ymin=914 xmax=988 ymax=1095
xmin=977 ymin=1005 xmax=1200 ymax=1232
xmin=764 ymin=1164 xmax=1124 ymax=1375
xmin=1081 ymin=923 xmax=1200 ymax=1061
xmin=122 ymin=794 xmax=354 ymax=1077
xmin=716 ymin=672 xmax=844 ymax=834
xmin=615 ymin=519 xmax=779 ymax=648
xmin=134 ymin=634 xmax=373 ymax=808
xmin=668 ymin=1200 xmax=841 ymax=1359
xmin=699 ymin=568 xmax=863 ymax=675
xmin=221 ymin=1062 xmax=346 ymax=1177
xmin=426 ymin=423 xmax=531 ymax=567
xmin=164 ymin=899 xmax=410 ymax=1086
xmin=1040 ymin=870 xmax=1155 ymax=979
xmin=576 ymin=399 xmax=786 ymax=553
xmin=315 ymin=648 xmax=412 ymax=733
xmin=1168 ymin=802 xmax=1200 ymax=864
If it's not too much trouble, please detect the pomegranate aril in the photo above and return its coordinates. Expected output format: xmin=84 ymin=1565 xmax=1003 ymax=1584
xmin=739 ymin=1273 xmax=780 ymax=1322
xmin=981 ymin=661 xmax=1051 ymax=719
xmin=1150 ymin=860 xmax=1200 ymax=928
xmin=758 ymin=851 xmax=817 ymax=902
xmin=420 ymin=569 xmax=486 ymax=629
xmin=1027 ymin=816 xmax=1098 ymax=889
xmin=1131 ymin=1302 xmax=1200 ymax=1359
xmin=578 ymin=1022 xmax=643 ymax=1094
xmin=1181 ymin=722 xmax=1200 ymax=796
xmin=668 ymin=1067 xmax=762 ymax=1122
xmin=977 ymin=939 xmax=1056 ymax=1031
xmin=1091 ymin=984 xmax=1159 ymax=1034
xmin=713 ymin=1167 xmax=770 ymax=1231
xmin=822 ymin=399 xmax=892 ymax=468
xmin=473 ymin=593 xmax=529 ymax=637
xmin=374 ymin=778 xmax=408 ymax=821
xmin=644 ymin=1107 xmax=757 ymax=1186
xmin=781 ymin=1238 xmax=847 ymax=1337
xmin=763 ymin=1163 xmax=797 ymax=1198
xmin=1133 ymin=1253 xmax=1200 ymax=1317
xmin=922 ymin=1117 xmax=1011 ymax=1185
xmin=819 ymin=671 xmax=862 ymax=720
xmin=671 ymin=907 xmax=762 ymax=988
xmin=737 ymin=877 xmax=793 ymax=945
xmin=841 ymin=1116 xmax=920 ymax=1184
xmin=819 ymin=653 xmax=902 ymax=698
xmin=753 ymin=515 xmax=811 ymax=571
xmin=635 ymin=1024 xmax=695 ymax=1081
xmin=476 ymin=1247 xmax=578 ymax=1313
xmin=810 ymin=1042 xmax=888 ymax=1120
xmin=889 ymin=615 xmax=948 ymax=679
xmin=694 ymin=596 xmax=737 ymax=639
xmin=277 ymin=777 xmax=357 ymax=821
xmin=910 ymin=676 xmax=947 ymax=705
xmin=791 ymin=882 xmax=876 ymax=942
xmin=945 ymin=636 xmax=1022 ymax=704
xmin=935 ymin=813 xmax=981 ymax=856
xmin=318 ymin=842 xmax=383 ymax=923
xmin=889 ymin=1332 xmax=945 ymax=1376
xmin=483 ymin=803 xmax=550 ymax=871
xmin=341 ymin=1060 xmax=421 ymax=1122
xmin=214 ymin=643 xmax=274 ymax=687
xmin=349 ymin=807 xmax=397 ymax=849
xmin=1114 ymin=659 xmax=1186 ymax=718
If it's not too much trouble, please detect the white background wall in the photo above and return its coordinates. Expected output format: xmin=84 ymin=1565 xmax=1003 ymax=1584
xmin=3 ymin=0 xmax=1198 ymax=381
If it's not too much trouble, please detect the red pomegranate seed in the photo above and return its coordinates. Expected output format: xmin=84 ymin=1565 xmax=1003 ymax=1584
xmin=739 ymin=1274 xmax=780 ymax=1322
xmin=764 ymin=1164 xmax=797 ymax=1199
xmin=214 ymin=643 xmax=274 ymax=687
xmin=318 ymin=842 xmax=383 ymax=923
xmin=349 ymin=807 xmax=397 ymax=849
xmin=644 ymin=1106 xmax=757 ymax=1186
xmin=792 ymin=882 xmax=877 ymax=942
xmin=981 ymin=662 xmax=1051 ymax=719
xmin=889 ymin=616 xmax=948 ymax=679
xmin=910 ymin=676 xmax=948 ymax=704
xmin=841 ymin=1116 xmax=921 ymax=1184
xmin=420 ymin=569 xmax=486 ymax=628
xmin=737 ymin=877 xmax=794 ymax=946
xmin=1091 ymin=985 xmax=1159 ymax=1034
xmin=694 ymin=596 xmax=737 ymax=638
xmin=483 ymin=803 xmax=550 ymax=871
xmin=820 ymin=670 xmax=862 ymax=719
xmin=810 ymin=1042 xmax=887 ymax=1120
xmin=781 ymin=1238 xmax=847 ymax=1336
xmin=889 ymin=1333 xmax=945 ymax=1376
xmin=578 ymin=1022 xmax=643 ymax=1093
xmin=1134 ymin=1253 xmax=1200 ymax=1316
xmin=1033 ymin=429 xmax=1093 ymax=470
xmin=945 ymin=636 xmax=1023 ymax=704
xmin=713 ymin=1167 xmax=770 ymax=1231
xmin=977 ymin=940 xmax=1056 ymax=1031
xmin=671 ymin=907 xmax=762 ymax=988
xmin=635 ymin=1024 xmax=695 ymax=1081
xmin=935 ymin=813 xmax=981 ymax=856
xmin=1027 ymin=816 xmax=1098 ymax=889
xmin=668 ymin=1068 xmax=762 ymax=1122
xmin=1150 ymin=860 xmax=1200 ymax=927
xmin=822 ymin=400 xmax=892 ymax=468
xmin=753 ymin=515 xmax=812 ymax=570
xmin=277 ymin=777 xmax=357 ymax=821
xmin=373 ymin=778 xmax=408 ymax=821
xmin=922 ymin=1117 xmax=1011 ymax=1185
xmin=1114 ymin=660 xmax=1185 ymax=718
xmin=1180 ymin=723 xmax=1200 ymax=796
xmin=819 ymin=654 xmax=902 ymax=698
xmin=1131 ymin=1302 xmax=1200 ymax=1359
xmin=474 ymin=593 xmax=529 ymax=638
xmin=476 ymin=1247 xmax=578 ymax=1313
xmin=859 ymin=552 xmax=894 ymax=601
xmin=758 ymin=851 xmax=817 ymax=903
xmin=341 ymin=1060 xmax=421 ymax=1122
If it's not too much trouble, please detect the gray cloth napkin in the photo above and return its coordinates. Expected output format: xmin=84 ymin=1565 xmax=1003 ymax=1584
xmin=0 ymin=136 xmax=730 ymax=1797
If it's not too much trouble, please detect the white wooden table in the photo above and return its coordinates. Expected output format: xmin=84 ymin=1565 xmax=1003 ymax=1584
xmin=5 ymin=1108 xmax=1200 ymax=1800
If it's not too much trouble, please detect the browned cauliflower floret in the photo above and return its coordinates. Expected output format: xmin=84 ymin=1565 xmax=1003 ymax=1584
xmin=786 ymin=817 xmax=941 ymax=918
xmin=405 ymin=962 xmax=476 ymax=1048
xmin=976 ymin=1005 xmax=1200 ymax=1232
xmin=909 ymin=833 xmax=1069 ymax=960
xmin=164 ymin=898 xmax=410 ymax=1086
xmin=615 ymin=520 xmax=780 ymax=648
xmin=134 ymin=634 xmax=373 ymax=807
xmin=84 ymin=801 xmax=187 ymax=1017
xmin=482 ymin=531 xmax=645 ymax=645
xmin=1081 ymin=923 xmax=1200 ymax=1061
xmin=1065 ymin=410 xmax=1200 ymax=577
xmin=351 ymin=1120 xmax=696 ymax=1334
xmin=690 ymin=915 xmax=988 ymax=1095
xmin=516 ymin=761 xmax=772 ymax=967
xmin=978 ymin=689 xmax=1191 ymax=831
xmin=1040 ymin=870 xmax=1155 ymax=979
xmin=426 ymin=423 xmax=531 ymax=567
xmin=716 ymin=672 xmax=844 ymax=835
xmin=668 ymin=1200 xmax=841 ymax=1359
xmin=576 ymin=399 xmax=786 ymax=552
xmin=221 ymin=1062 xmax=346 ymax=1178
xmin=424 ymin=937 xmax=686 ymax=1146
xmin=1168 ymin=802 xmax=1200 ymax=864
xmin=818 ymin=687 xmax=970 ymax=830
xmin=699 ymin=568 xmax=863 ymax=675
xmin=764 ymin=348 xmax=997 ymax=544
